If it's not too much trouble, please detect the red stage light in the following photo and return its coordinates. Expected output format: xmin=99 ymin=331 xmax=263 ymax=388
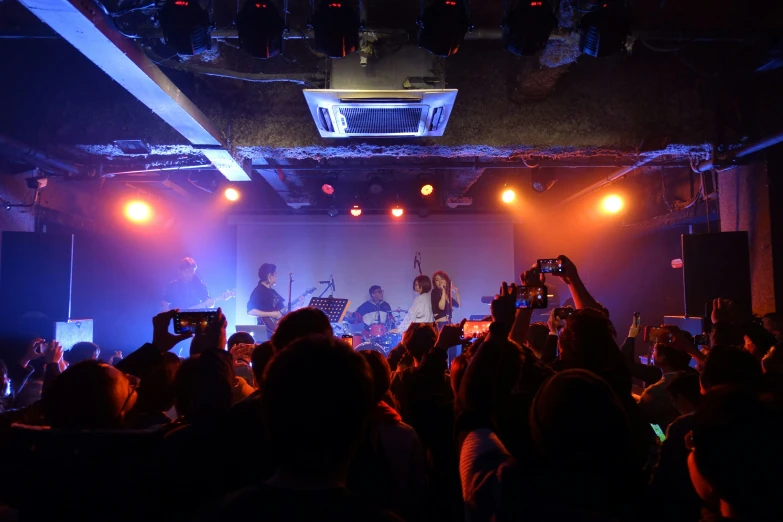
xmin=530 ymin=1 xmax=543 ymax=5
xmin=174 ymin=1 xmax=188 ymax=5
xmin=321 ymin=183 xmax=335 ymax=195
xmin=350 ymin=205 xmax=362 ymax=217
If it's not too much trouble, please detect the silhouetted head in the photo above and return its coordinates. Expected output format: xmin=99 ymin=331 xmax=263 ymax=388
xmin=271 ymin=307 xmax=333 ymax=351
xmin=700 ymin=346 xmax=762 ymax=393
xmin=261 ymin=335 xmax=373 ymax=478
xmin=359 ymin=350 xmax=391 ymax=403
xmin=174 ymin=350 xmax=233 ymax=421
xmin=250 ymin=341 xmax=275 ymax=386
xmin=667 ymin=371 xmax=702 ymax=415
xmin=227 ymin=331 xmax=254 ymax=350
xmin=688 ymin=386 xmax=783 ymax=520
xmin=653 ymin=341 xmax=693 ymax=372
xmin=402 ymin=323 xmax=438 ymax=362
xmin=526 ymin=322 xmax=550 ymax=358
xmin=742 ymin=323 xmax=778 ymax=361
xmin=44 ymin=360 xmax=138 ymax=430
xmin=66 ymin=342 xmax=100 ymax=364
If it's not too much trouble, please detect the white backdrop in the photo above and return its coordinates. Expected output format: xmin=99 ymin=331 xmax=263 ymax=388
xmin=232 ymin=214 xmax=515 ymax=327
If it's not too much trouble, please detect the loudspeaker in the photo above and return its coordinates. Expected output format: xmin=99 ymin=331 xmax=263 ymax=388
xmin=0 ymin=232 xmax=74 ymax=328
xmin=682 ymin=232 xmax=752 ymax=319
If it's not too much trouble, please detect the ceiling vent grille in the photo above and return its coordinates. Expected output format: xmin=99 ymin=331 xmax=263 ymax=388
xmin=303 ymin=90 xmax=458 ymax=138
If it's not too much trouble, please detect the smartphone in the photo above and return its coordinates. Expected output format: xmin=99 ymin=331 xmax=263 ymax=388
xmin=341 ymin=334 xmax=354 ymax=348
xmin=554 ymin=307 xmax=573 ymax=320
xmin=694 ymin=334 xmax=708 ymax=346
xmin=537 ymin=258 xmax=564 ymax=275
xmin=462 ymin=321 xmax=491 ymax=338
xmin=650 ymin=423 xmax=666 ymax=442
xmin=633 ymin=312 xmax=641 ymax=328
xmin=173 ymin=311 xmax=218 ymax=335
xmin=645 ymin=326 xmax=673 ymax=344
xmin=516 ymin=286 xmax=548 ymax=309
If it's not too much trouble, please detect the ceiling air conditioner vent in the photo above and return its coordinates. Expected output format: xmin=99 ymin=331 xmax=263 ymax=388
xmin=303 ymin=89 xmax=458 ymax=138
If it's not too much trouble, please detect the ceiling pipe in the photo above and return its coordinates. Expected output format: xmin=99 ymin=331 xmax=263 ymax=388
xmin=556 ymin=153 xmax=667 ymax=207
xmin=0 ymin=133 xmax=83 ymax=175
xmin=694 ymin=130 xmax=783 ymax=172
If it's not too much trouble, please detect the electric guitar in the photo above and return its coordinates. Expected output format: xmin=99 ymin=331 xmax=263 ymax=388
xmin=260 ymin=286 xmax=316 ymax=332
xmin=184 ymin=289 xmax=236 ymax=310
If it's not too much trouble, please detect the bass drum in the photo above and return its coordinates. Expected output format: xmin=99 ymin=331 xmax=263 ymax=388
xmin=354 ymin=341 xmax=388 ymax=356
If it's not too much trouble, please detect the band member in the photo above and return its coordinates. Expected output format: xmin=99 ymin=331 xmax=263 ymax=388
xmin=161 ymin=257 xmax=212 ymax=311
xmin=431 ymin=270 xmax=461 ymax=324
xmin=393 ymin=275 xmax=434 ymax=333
xmin=356 ymin=285 xmax=393 ymax=327
xmin=247 ymin=263 xmax=285 ymax=325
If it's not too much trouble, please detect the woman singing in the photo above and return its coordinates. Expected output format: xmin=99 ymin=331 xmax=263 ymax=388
xmin=431 ymin=270 xmax=461 ymax=325
xmin=393 ymin=275 xmax=434 ymax=333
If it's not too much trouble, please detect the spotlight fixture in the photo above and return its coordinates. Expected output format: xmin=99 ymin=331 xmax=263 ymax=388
xmin=501 ymin=188 xmax=516 ymax=204
xmin=350 ymin=204 xmax=362 ymax=217
xmin=417 ymin=0 xmax=470 ymax=57
xmin=158 ymin=0 xmax=212 ymax=56
xmin=236 ymin=1 xmax=284 ymax=59
xmin=312 ymin=1 xmax=360 ymax=58
xmin=124 ymin=200 xmax=152 ymax=223
xmin=367 ymin=176 xmax=384 ymax=195
xmin=322 ymin=183 xmax=335 ymax=195
xmin=502 ymin=0 xmax=557 ymax=56
xmin=601 ymin=194 xmax=624 ymax=213
xmin=328 ymin=206 xmax=339 ymax=217
xmin=224 ymin=187 xmax=240 ymax=201
xmin=420 ymin=184 xmax=434 ymax=196
xmin=579 ymin=1 xmax=629 ymax=58
xmin=391 ymin=206 xmax=404 ymax=217
xmin=530 ymin=170 xmax=557 ymax=193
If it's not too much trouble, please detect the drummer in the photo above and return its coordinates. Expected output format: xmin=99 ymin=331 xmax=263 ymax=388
xmin=356 ymin=285 xmax=393 ymax=330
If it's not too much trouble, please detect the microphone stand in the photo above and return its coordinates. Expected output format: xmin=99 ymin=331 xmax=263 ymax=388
xmin=287 ymin=273 xmax=293 ymax=314
xmin=447 ymin=281 xmax=453 ymax=324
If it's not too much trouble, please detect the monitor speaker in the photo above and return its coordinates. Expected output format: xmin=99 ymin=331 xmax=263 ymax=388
xmin=682 ymin=232 xmax=752 ymax=319
xmin=0 ymin=232 xmax=74 ymax=338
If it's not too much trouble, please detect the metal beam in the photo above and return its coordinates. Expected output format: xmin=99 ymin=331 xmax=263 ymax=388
xmin=19 ymin=0 xmax=250 ymax=181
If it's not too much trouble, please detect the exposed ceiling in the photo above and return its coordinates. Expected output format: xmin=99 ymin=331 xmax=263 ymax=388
xmin=0 ymin=0 xmax=782 ymax=217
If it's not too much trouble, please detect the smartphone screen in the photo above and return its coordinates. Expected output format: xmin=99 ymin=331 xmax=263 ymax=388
xmin=645 ymin=327 xmax=673 ymax=344
xmin=341 ymin=334 xmax=354 ymax=348
xmin=537 ymin=258 xmax=564 ymax=275
xmin=554 ymin=307 xmax=573 ymax=319
xmin=174 ymin=311 xmax=217 ymax=335
xmin=516 ymin=286 xmax=548 ymax=309
xmin=462 ymin=321 xmax=491 ymax=338
xmin=650 ymin=423 xmax=666 ymax=442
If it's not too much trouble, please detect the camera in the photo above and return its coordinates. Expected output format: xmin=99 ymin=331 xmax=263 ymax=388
xmin=516 ymin=286 xmax=548 ymax=309
xmin=537 ymin=258 xmax=564 ymax=275
xmin=173 ymin=311 xmax=218 ymax=335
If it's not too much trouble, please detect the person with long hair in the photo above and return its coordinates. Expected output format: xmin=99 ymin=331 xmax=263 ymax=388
xmin=431 ymin=270 xmax=461 ymax=325
xmin=393 ymin=275 xmax=434 ymax=334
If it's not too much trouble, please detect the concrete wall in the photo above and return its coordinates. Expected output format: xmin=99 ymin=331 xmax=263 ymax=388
xmin=717 ymin=163 xmax=776 ymax=315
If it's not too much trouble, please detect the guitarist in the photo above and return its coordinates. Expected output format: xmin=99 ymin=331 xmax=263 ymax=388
xmin=161 ymin=257 xmax=213 ymax=311
xmin=247 ymin=263 xmax=285 ymax=329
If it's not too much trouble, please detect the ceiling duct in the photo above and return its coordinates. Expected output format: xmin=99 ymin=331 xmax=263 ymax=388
xmin=303 ymin=45 xmax=457 ymax=137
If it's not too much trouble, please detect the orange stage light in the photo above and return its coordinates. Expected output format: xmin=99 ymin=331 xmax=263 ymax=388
xmin=124 ymin=200 xmax=152 ymax=223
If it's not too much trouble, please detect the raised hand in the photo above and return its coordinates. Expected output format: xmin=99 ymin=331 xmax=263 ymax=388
xmin=548 ymin=308 xmax=563 ymax=334
xmin=491 ymin=282 xmax=517 ymax=327
xmin=43 ymin=340 xmax=63 ymax=365
xmin=628 ymin=312 xmax=642 ymax=338
xmin=190 ymin=307 xmax=228 ymax=357
xmin=556 ymin=255 xmax=578 ymax=285
xmin=230 ymin=343 xmax=254 ymax=365
xmin=711 ymin=298 xmax=733 ymax=324
xmin=436 ymin=319 xmax=471 ymax=349
xmin=20 ymin=338 xmax=46 ymax=367
xmin=152 ymin=309 xmax=193 ymax=353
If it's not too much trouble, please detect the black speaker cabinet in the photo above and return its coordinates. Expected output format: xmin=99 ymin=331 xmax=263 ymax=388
xmin=682 ymin=232 xmax=752 ymax=319
xmin=0 ymin=232 xmax=74 ymax=328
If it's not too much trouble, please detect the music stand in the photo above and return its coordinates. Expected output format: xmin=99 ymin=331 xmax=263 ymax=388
xmin=308 ymin=297 xmax=351 ymax=324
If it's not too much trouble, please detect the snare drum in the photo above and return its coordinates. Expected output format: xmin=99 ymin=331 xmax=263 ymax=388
xmin=369 ymin=323 xmax=387 ymax=338
xmin=354 ymin=341 xmax=388 ymax=356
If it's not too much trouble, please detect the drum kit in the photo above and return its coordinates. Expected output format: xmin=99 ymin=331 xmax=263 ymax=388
xmin=331 ymin=307 xmax=408 ymax=355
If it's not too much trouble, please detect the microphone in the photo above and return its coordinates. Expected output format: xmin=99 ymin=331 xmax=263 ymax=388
xmin=413 ymin=254 xmax=417 ymax=269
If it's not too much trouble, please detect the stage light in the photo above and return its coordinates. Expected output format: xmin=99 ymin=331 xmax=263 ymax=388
xmin=328 ymin=206 xmax=339 ymax=217
xmin=420 ymin=184 xmax=434 ymax=196
xmin=530 ymin=170 xmax=557 ymax=193
xmin=312 ymin=1 xmax=360 ymax=58
xmin=501 ymin=188 xmax=516 ymax=204
xmin=350 ymin=205 xmax=362 ymax=217
xmin=236 ymin=0 xmax=284 ymax=59
xmin=158 ymin=0 xmax=212 ymax=55
xmin=601 ymin=194 xmax=624 ymax=213
xmin=224 ymin=187 xmax=240 ymax=201
xmin=321 ymin=183 xmax=335 ymax=195
xmin=125 ymin=200 xmax=152 ymax=223
xmin=417 ymin=0 xmax=470 ymax=57
xmin=391 ymin=206 xmax=404 ymax=217
xmin=579 ymin=1 xmax=629 ymax=57
xmin=502 ymin=0 xmax=557 ymax=56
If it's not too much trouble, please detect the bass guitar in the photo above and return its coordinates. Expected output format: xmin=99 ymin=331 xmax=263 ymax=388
xmin=261 ymin=286 xmax=316 ymax=333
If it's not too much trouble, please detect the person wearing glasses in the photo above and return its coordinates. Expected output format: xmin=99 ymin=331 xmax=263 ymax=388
xmin=356 ymin=285 xmax=393 ymax=329
xmin=247 ymin=263 xmax=286 ymax=335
